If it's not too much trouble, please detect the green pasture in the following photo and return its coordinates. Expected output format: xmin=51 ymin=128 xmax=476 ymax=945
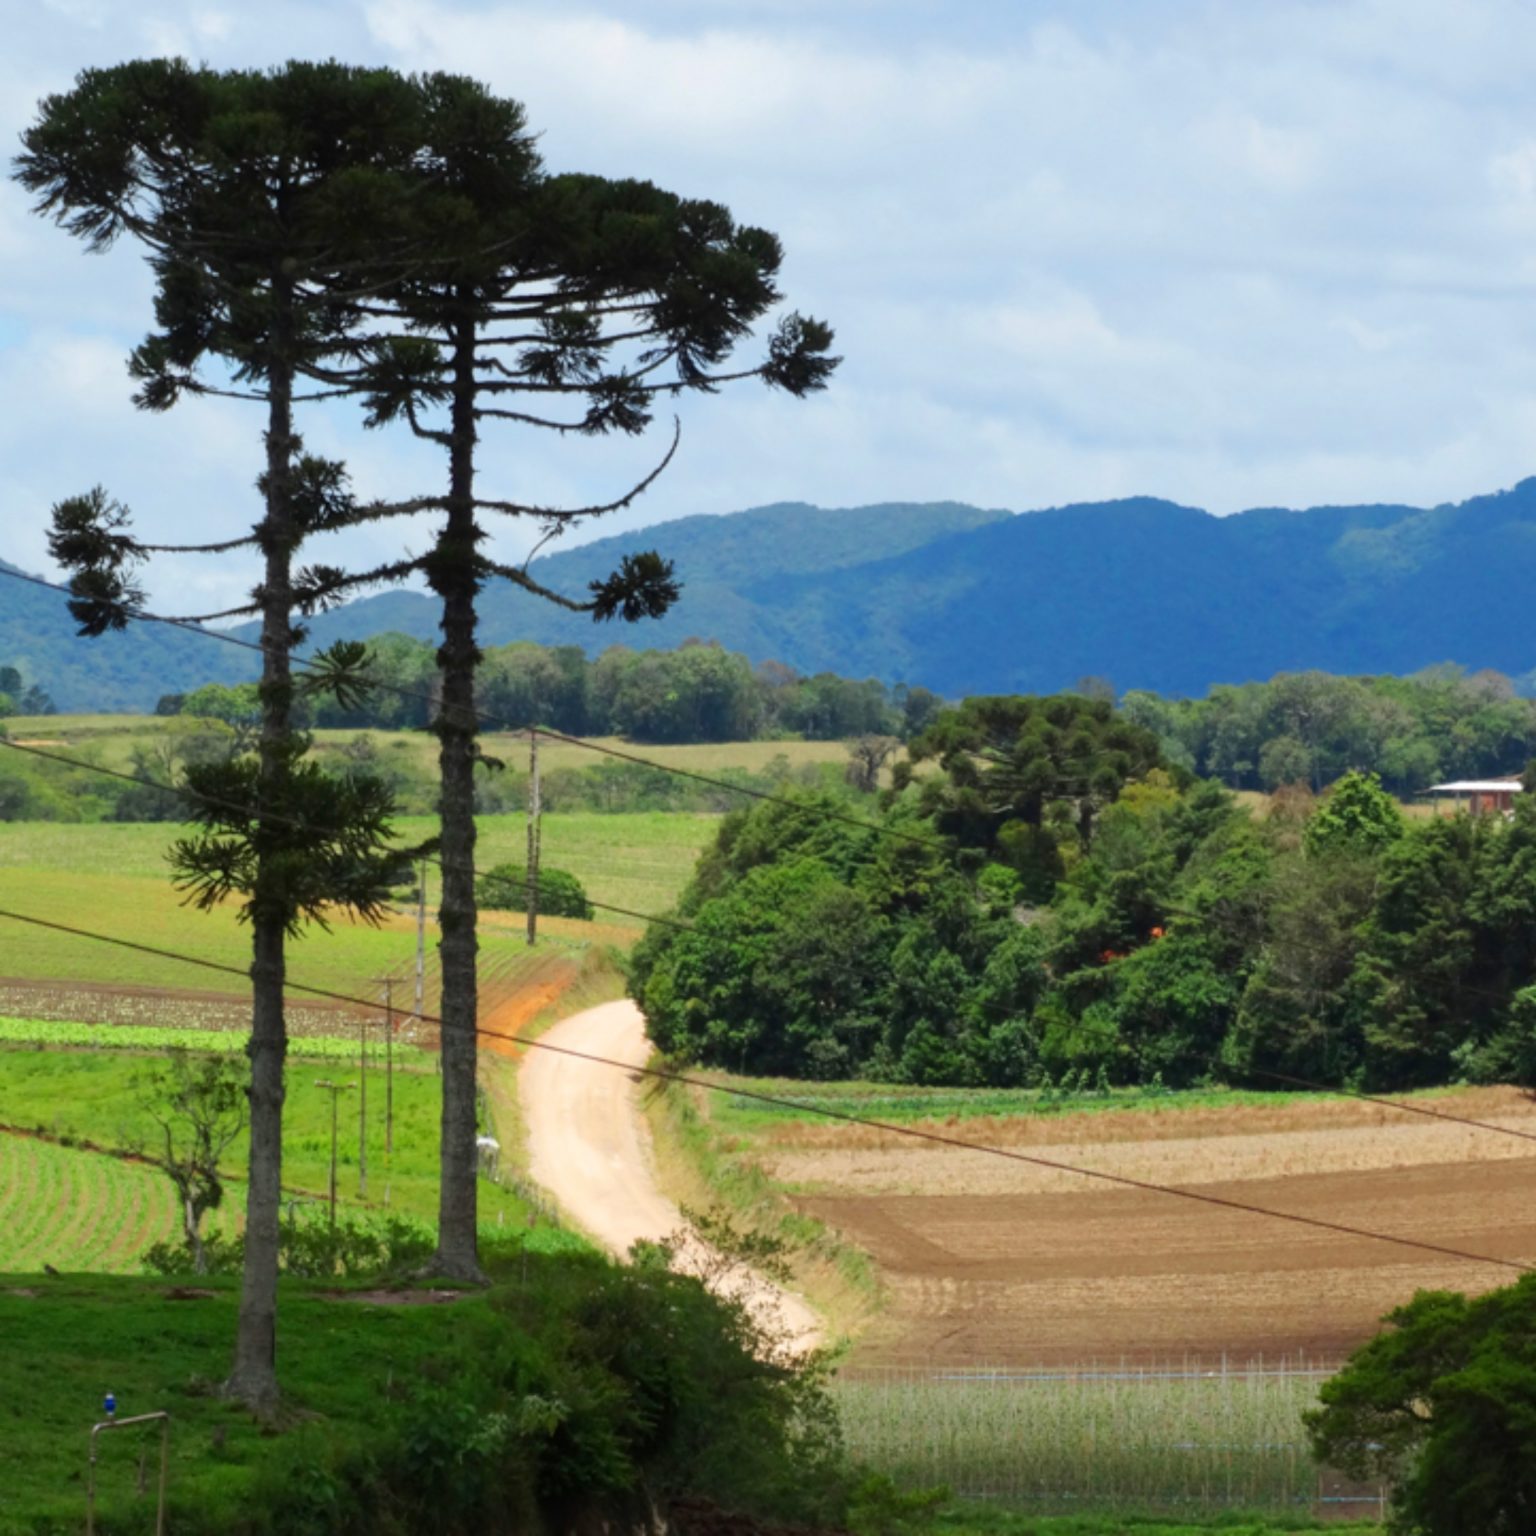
xmin=0 ymin=810 xmax=714 ymax=993
xmin=0 ymin=1044 xmax=546 ymax=1265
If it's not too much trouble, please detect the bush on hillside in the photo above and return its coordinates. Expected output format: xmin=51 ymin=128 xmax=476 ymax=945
xmin=476 ymin=861 xmax=594 ymax=920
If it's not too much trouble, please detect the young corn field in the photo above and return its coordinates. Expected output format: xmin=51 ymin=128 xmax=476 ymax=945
xmin=832 ymin=1359 xmax=1386 ymax=1518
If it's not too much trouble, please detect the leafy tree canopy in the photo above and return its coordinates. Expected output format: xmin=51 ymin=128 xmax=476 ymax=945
xmin=1307 ymin=1274 xmax=1536 ymax=1535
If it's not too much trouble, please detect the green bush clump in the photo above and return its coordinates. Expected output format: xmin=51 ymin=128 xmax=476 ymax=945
xmin=143 ymin=1209 xmax=436 ymax=1279
xmin=476 ymin=861 xmax=594 ymax=920
xmin=238 ymin=1251 xmax=851 ymax=1536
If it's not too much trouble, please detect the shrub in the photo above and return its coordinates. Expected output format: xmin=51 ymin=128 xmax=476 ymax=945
xmin=476 ymin=861 xmax=594 ymax=920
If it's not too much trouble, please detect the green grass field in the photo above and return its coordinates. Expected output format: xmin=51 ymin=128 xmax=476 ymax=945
xmin=0 ymin=810 xmax=714 ymax=996
xmin=0 ymin=1044 xmax=553 ymax=1269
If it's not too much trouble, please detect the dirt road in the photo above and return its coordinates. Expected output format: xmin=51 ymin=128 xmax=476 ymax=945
xmin=520 ymin=999 xmax=821 ymax=1350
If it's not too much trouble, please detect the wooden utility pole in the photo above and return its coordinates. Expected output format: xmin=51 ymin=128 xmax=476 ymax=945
xmin=314 ymin=1079 xmax=354 ymax=1231
xmin=357 ymin=1008 xmax=368 ymax=1199
xmin=414 ymin=858 xmax=427 ymax=1021
xmin=382 ymin=977 xmax=394 ymax=1158
xmin=526 ymin=725 xmax=542 ymax=946
xmin=372 ymin=975 xmax=396 ymax=1206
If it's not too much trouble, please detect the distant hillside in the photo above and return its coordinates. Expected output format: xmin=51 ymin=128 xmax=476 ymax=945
xmin=0 ymin=559 xmax=250 ymax=713
xmin=9 ymin=484 xmax=1536 ymax=709
xmin=263 ymin=482 xmax=1536 ymax=698
xmin=277 ymin=499 xmax=1011 ymax=657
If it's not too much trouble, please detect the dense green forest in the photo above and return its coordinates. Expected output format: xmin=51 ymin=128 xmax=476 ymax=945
xmin=632 ymin=696 xmax=1536 ymax=1093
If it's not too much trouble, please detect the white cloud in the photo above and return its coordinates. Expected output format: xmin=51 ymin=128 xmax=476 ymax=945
xmin=4 ymin=0 xmax=1536 ymax=616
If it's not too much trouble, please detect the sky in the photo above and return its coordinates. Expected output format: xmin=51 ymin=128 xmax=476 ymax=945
xmin=6 ymin=0 xmax=1536 ymax=613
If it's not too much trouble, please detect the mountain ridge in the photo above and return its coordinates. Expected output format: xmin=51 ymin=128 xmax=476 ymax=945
xmin=5 ymin=482 xmax=1536 ymax=710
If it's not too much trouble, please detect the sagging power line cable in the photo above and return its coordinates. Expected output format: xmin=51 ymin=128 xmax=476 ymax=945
xmin=9 ymin=732 xmax=1536 ymax=1152
xmin=0 ymin=901 xmax=1530 ymax=1278
xmin=13 ymin=568 xmax=1536 ymax=1149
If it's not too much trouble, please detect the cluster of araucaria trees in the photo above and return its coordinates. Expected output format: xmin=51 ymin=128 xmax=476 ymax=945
xmin=16 ymin=59 xmax=835 ymax=1410
xmin=633 ymin=694 xmax=1536 ymax=1092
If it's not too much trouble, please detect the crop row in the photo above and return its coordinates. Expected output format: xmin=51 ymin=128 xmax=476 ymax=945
xmin=0 ymin=981 xmax=436 ymax=1042
xmin=831 ymin=1370 xmax=1381 ymax=1514
xmin=0 ymin=1134 xmax=179 ymax=1274
xmin=0 ymin=1016 xmax=429 ymax=1064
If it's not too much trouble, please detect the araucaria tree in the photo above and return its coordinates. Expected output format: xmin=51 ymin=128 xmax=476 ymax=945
xmin=15 ymin=61 xmax=426 ymax=1409
xmin=322 ymin=85 xmax=840 ymax=1278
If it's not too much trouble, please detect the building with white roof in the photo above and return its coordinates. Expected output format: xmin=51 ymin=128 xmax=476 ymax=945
xmin=1425 ymin=777 xmax=1524 ymax=815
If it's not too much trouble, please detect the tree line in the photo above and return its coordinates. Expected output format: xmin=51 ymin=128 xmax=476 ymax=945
xmin=0 ymin=663 xmax=54 ymax=717
xmin=633 ymin=693 xmax=1536 ymax=1094
xmin=1123 ymin=663 xmax=1536 ymax=794
xmin=158 ymin=635 xmax=944 ymax=744
xmin=154 ymin=653 xmax=1536 ymax=783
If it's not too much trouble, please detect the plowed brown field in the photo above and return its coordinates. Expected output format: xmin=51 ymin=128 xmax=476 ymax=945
xmin=774 ymin=1088 xmax=1536 ymax=1365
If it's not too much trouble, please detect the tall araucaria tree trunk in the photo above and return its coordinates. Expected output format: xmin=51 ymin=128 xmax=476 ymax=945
xmin=227 ymin=287 xmax=298 ymax=1406
xmin=428 ymin=301 xmax=485 ymax=1280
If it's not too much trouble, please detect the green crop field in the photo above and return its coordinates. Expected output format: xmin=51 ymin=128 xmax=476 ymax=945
xmin=0 ymin=1016 xmax=430 ymax=1062
xmin=0 ymin=1044 xmax=556 ymax=1269
xmin=834 ymin=1366 xmax=1380 ymax=1519
xmin=0 ymin=1133 xmax=192 ymax=1272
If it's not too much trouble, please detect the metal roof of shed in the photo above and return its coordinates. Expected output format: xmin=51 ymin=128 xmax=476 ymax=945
xmin=1427 ymin=779 xmax=1524 ymax=794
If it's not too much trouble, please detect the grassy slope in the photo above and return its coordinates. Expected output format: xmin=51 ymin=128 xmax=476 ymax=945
xmin=0 ymin=1274 xmax=1380 ymax=1536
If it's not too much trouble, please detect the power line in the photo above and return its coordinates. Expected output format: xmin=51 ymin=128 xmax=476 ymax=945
xmin=0 ymin=902 xmax=1528 ymax=1278
xmin=9 ymin=731 xmax=1536 ymax=1152
xmin=12 ymin=567 xmax=1536 ymax=1146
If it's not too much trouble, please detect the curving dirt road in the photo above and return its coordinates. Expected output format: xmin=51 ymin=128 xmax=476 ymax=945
xmin=519 ymin=999 xmax=822 ymax=1350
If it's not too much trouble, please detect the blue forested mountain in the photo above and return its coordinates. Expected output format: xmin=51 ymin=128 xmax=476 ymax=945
xmin=284 ymin=481 xmax=1536 ymax=697
xmin=8 ymin=483 xmax=1536 ymax=709
xmin=0 ymin=558 xmax=249 ymax=713
xmin=275 ymin=499 xmax=1012 ymax=657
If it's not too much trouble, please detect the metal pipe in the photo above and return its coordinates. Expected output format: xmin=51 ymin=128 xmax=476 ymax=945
xmin=86 ymin=1412 xmax=170 ymax=1536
